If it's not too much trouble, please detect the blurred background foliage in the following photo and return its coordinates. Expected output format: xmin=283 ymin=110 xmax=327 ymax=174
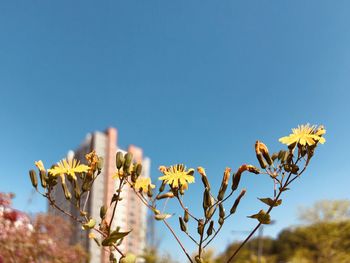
xmin=0 ymin=193 xmax=88 ymax=263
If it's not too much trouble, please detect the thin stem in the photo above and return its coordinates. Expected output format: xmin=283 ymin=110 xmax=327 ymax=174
xmin=226 ymin=164 xmax=308 ymax=263
xmin=108 ymin=179 xmax=124 ymax=234
xmin=185 ymin=232 xmax=200 ymax=246
xmin=163 ymin=219 xmax=194 ymax=263
xmin=227 ymin=223 xmax=261 ymax=262
xmin=198 ymin=230 xmax=205 ymax=258
xmin=46 ymin=192 xmax=125 ymax=257
xmin=203 ymin=224 xmax=222 ymax=249
xmin=47 ymin=194 xmax=84 ymax=224
xmin=176 ymin=196 xmax=199 ymax=222
xmin=125 ymin=179 xmax=193 ymax=263
xmin=82 ymin=190 xmax=90 ymax=213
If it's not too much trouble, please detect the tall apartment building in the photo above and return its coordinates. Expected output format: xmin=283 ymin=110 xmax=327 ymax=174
xmin=49 ymin=128 xmax=149 ymax=263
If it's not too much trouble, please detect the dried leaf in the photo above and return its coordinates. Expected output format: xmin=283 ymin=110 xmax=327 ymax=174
xmin=248 ymin=210 xmax=271 ymax=224
xmin=258 ymin=198 xmax=282 ymax=207
xmin=102 ymin=229 xmax=132 ymax=246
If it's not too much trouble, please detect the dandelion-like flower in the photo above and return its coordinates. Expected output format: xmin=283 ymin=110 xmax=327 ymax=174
xmin=158 ymin=164 xmax=195 ymax=188
xmin=134 ymin=177 xmax=155 ymax=193
xmin=48 ymin=159 xmax=89 ymax=182
xmin=279 ymin=124 xmax=326 ymax=146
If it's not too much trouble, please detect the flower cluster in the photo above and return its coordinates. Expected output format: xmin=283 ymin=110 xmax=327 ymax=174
xmin=27 ymin=124 xmax=326 ymax=263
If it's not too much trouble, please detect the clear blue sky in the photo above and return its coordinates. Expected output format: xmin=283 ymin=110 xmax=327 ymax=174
xmin=1 ymin=0 xmax=349 ymax=260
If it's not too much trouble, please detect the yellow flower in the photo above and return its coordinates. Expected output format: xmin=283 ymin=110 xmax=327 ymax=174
xmin=158 ymin=164 xmax=195 ymax=188
xmin=279 ymin=124 xmax=326 ymax=146
xmin=48 ymin=158 xmax=89 ymax=181
xmin=134 ymin=177 xmax=155 ymax=193
xmin=88 ymin=232 xmax=95 ymax=239
xmin=35 ymin=160 xmax=46 ymax=172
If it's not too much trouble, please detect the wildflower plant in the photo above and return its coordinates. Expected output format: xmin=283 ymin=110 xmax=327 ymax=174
xmin=29 ymin=124 xmax=326 ymax=263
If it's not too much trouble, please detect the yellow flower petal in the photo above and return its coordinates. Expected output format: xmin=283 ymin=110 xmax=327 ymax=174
xmin=279 ymin=124 xmax=326 ymax=147
xmin=48 ymin=158 xmax=90 ymax=181
xmin=158 ymin=164 xmax=195 ymax=190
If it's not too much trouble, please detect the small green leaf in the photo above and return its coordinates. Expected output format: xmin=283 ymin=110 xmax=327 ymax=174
xmin=120 ymin=253 xmax=137 ymax=263
xmin=258 ymin=198 xmax=282 ymax=207
xmin=154 ymin=213 xmax=172 ymax=221
xmin=248 ymin=210 xmax=271 ymax=224
xmin=102 ymin=230 xmax=132 ymax=246
xmin=82 ymin=218 xmax=96 ymax=230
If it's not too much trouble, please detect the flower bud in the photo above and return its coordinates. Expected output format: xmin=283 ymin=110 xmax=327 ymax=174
xmin=271 ymin=152 xmax=278 ymax=161
xmin=203 ymin=188 xmax=212 ymax=210
xmin=61 ymin=182 xmax=71 ymax=200
xmin=29 ymin=170 xmax=38 ymax=188
xmin=135 ymin=163 xmax=142 ymax=177
xmin=256 ymin=153 xmax=267 ymax=169
xmin=255 ymin=141 xmax=273 ymax=166
xmin=73 ymin=180 xmax=80 ymax=199
xmin=291 ymin=164 xmax=299 ymax=174
xmin=217 ymin=168 xmax=231 ymax=201
xmin=207 ymin=220 xmax=214 ymax=236
xmin=247 ymin=165 xmax=260 ymax=174
xmin=218 ymin=217 xmax=224 ymax=225
xmin=184 ymin=209 xmax=189 ymax=223
xmin=232 ymin=164 xmax=259 ymax=191
xmin=39 ymin=170 xmax=47 ymax=188
xmin=298 ymin=145 xmax=307 ymax=158
xmin=100 ymin=205 xmax=107 ymax=219
xmin=197 ymin=219 xmax=204 ymax=235
xmin=197 ymin=167 xmax=211 ymax=190
xmin=231 ymin=171 xmax=240 ymax=191
xmin=205 ymin=202 xmax=215 ymax=219
xmin=147 ymin=185 xmax=153 ymax=198
xmin=156 ymin=192 xmax=174 ymax=200
xmin=286 ymin=152 xmax=293 ymax=164
xmin=131 ymin=173 xmax=137 ymax=183
xmin=159 ymin=181 xmax=166 ymax=193
xmin=116 ymin=152 xmax=124 ymax=169
xmin=219 ymin=203 xmax=225 ymax=218
xmin=230 ymin=189 xmax=246 ymax=214
xmin=179 ymin=217 xmax=187 ymax=232
xmin=123 ymin=153 xmax=133 ymax=171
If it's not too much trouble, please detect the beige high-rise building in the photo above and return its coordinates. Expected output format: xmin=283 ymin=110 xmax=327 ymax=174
xmin=49 ymin=128 xmax=149 ymax=263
